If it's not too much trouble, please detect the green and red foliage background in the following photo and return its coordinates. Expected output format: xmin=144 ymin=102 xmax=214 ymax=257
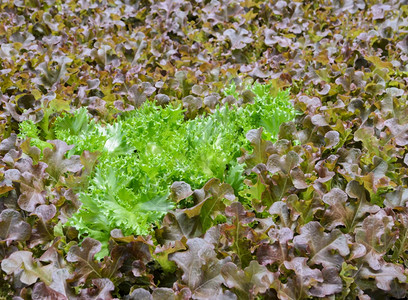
xmin=0 ymin=0 xmax=408 ymax=299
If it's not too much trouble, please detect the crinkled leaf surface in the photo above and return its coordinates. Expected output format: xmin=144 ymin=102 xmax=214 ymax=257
xmin=66 ymin=238 xmax=102 ymax=284
xmin=169 ymin=238 xmax=229 ymax=299
xmin=1 ymin=251 xmax=54 ymax=285
xmin=0 ymin=209 xmax=31 ymax=245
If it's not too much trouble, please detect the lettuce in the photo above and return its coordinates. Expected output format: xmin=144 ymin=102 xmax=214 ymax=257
xmin=18 ymin=85 xmax=297 ymax=258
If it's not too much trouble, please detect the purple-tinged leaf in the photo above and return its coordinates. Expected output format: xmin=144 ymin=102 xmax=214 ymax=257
xmin=238 ymin=129 xmax=273 ymax=172
xmin=358 ymin=263 xmax=406 ymax=293
xmin=171 ymin=181 xmax=193 ymax=202
xmin=321 ymin=188 xmax=348 ymax=230
xmin=324 ymin=131 xmax=340 ymax=148
xmin=155 ymin=211 xmax=202 ymax=245
xmin=391 ymin=211 xmax=408 ymax=263
xmin=1 ymin=251 xmax=54 ymax=285
xmin=16 ymin=159 xmax=48 ymax=212
xmin=32 ymin=267 xmax=75 ymax=300
xmin=269 ymin=201 xmax=297 ymax=229
xmin=48 ymin=268 xmax=75 ymax=299
xmin=311 ymin=114 xmax=329 ymax=127
xmin=290 ymin=167 xmax=308 ymax=189
xmin=79 ymin=278 xmax=115 ymax=300
xmin=335 ymin=68 xmax=366 ymax=92
xmin=266 ymin=151 xmax=302 ymax=175
xmin=256 ymin=227 xmax=293 ymax=266
xmin=343 ymin=181 xmax=380 ymax=231
xmin=29 ymin=205 xmax=56 ymax=248
xmin=293 ymin=221 xmax=349 ymax=269
xmin=224 ymin=28 xmax=253 ymax=50
xmin=279 ymin=257 xmax=323 ymax=299
xmin=216 ymin=203 xmax=256 ymax=267
xmin=309 ymin=267 xmax=343 ymax=297
xmin=32 ymin=204 xmax=56 ymax=222
xmin=384 ymin=118 xmax=408 ymax=146
xmin=180 ymin=179 xmax=235 ymax=232
xmin=169 ymin=238 xmax=230 ymax=299
xmin=221 ymin=261 xmax=276 ymax=299
xmin=0 ymin=134 xmax=17 ymax=154
xmin=66 ymin=151 xmax=100 ymax=189
xmin=355 ymin=209 xmax=398 ymax=268
xmin=43 ymin=140 xmax=83 ymax=181
xmin=66 ymin=238 xmax=103 ymax=284
xmin=151 ymin=288 xmax=175 ymax=300
xmin=286 ymin=193 xmax=322 ymax=226
xmin=182 ymin=95 xmax=202 ymax=119
xmin=384 ymin=186 xmax=408 ymax=209
xmin=128 ymin=288 xmax=152 ymax=300
xmin=225 ymin=202 xmax=254 ymax=225
xmin=0 ymin=168 xmax=15 ymax=195
xmin=32 ymin=282 xmax=69 ymax=300
xmin=0 ymin=209 xmax=31 ymax=246
xmin=315 ymin=159 xmax=335 ymax=183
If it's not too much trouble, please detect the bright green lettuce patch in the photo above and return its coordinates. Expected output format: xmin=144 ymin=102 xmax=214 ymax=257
xmin=19 ymin=85 xmax=297 ymax=257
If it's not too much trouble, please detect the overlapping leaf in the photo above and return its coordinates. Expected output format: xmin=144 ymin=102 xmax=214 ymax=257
xmin=1 ymin=0 xmax=408 ymax=298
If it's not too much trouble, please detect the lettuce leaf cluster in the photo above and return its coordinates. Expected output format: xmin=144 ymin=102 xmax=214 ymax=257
xmin=19 ymin=86 xmax=295 ymax=257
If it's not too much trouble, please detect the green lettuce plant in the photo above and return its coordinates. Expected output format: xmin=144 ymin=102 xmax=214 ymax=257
xmin=18 ymin=84 xmax=297 ymax=257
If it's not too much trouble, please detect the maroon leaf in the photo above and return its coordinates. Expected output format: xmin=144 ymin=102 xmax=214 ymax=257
xmin=342 ymin=180 xmax=380 ymax=231
xmin=268 ymin=201 xmax=297 ymax=230
xmin=290 ymin=167 xmax=308 ymax=189
xmin=1 ymin=251 xmax=54 ymax=285
xmin=79 ymin=278 xmax=115 ymax=300
xmin=224 ymin=28 xmax=253 ymax=50
xmin=32 ymin=282 xmax=69 ymax=300
xmin=29 ymin=205 xmax=57 ymax=248
xmin=238 ymin=128 xmax=273 ymax=172
xmin=279 ymin=257 xmax=323 ymax=299
xmin=179 ymin=179 xmax=235 ymax=232
xmin=221 ymin=261 xmax=276 ymax=299
xmin=66 ymin=238 xmax=103 ymax=284
xmin=0 ymin=134 xmax=17 ymax=154
xmin=16 ymin=159 xmax=48 ymax=212
xmin=155 ymin=211 xmax=202 ymax=245
xmin=0 ymin=209 xmax=31 ymax=246
xmin=0 ymin=168 xmax=15 ymax=195
xmin=182 ymin=95 xmax=202 ymax=119
xmin=170 ymin=181 xmax=193 ymax=202
xmin=358 ymin=263 xmax=406 ymax=293
xmin=216 ymin=202 xmax=256 ymax=267
xmin=321 ymin=188 xmax=349 ymax=230
xmin=48 ymin=268 xmax=75 ymax=299
xmin=32 ymin=268 xmax=75 ymax=300
xmin=256 ymin=227 xmax=293 ymax=266
xmin=32 ymin=204 xmax=57 ymax=222
xmin=224 ymin=202 xmax=254 ymax=225
xmin=309 ymin=267 xmax=343 ymax=297
xmin=324 ymin=131 xmax=340 ymax=148
xmin=355 ymin=209 xmax=398 ymax=269
xmin=266 ymin=151 xmax=302 ymax=175
xmin=293 ymin=221 xmax=349 ymax=269
xmin=384 ymin=186 xmax=408 ymax=209
xmin=43 ymin=140 xmax=83 ymax=181
xmin=315 ymin=159 xmax=335 ymax=183
xmin=169 ymin=238 xmax=230 ymax=299
xmin=128 ymin=288 xmax=152 ymax=300
xmin=384 ymin=118 xmax=408 ymax=146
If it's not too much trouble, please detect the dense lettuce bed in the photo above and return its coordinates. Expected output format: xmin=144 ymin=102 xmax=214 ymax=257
xmin=1 ymin=0 xmax=408 ymax=299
